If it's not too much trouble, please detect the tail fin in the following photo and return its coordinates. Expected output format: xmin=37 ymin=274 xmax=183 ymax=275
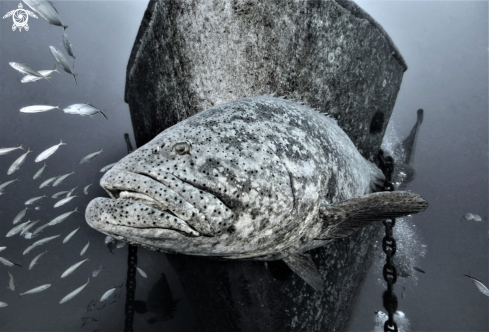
xmin=99 ymin=110 xmax=108 ymax=120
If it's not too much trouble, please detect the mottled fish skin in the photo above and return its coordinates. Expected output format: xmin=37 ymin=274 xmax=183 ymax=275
xmin=0 ymin=145 xmax=23 ymax=156
xmin=86 ymin=96 xmax=427 ymax=261
xmin=35 ymin=140 xmax=66 ymax=162
xmin=78 ymin=149 xmax=104 ymax=164
xmin=33 ymin=163 xmax=47 ymax=179
xmin=23 ymin=0 xmax=67 ymax=29
xmin=49 ymin=46 xmax=76 ymax=84
xmin=8 ymin=148 xmax=33 ymax=175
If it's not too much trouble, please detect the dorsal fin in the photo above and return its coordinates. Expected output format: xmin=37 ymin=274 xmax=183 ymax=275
xmin=283 ymin=253 xmax=324 ymax=291
xmin=317 ymin=191 xmax=428 ymax=238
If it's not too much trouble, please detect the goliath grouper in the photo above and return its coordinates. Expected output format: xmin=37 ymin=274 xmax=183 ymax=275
xmin=86 ymin=95 xmax=428 ymax=291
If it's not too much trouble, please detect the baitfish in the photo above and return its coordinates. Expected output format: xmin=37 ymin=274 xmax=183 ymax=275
xmin=8 ymin=148 xmax=32 ymax=175
xmin=19 ymin=284 xmax=51 ymax=297
xmin=23 ymin=234 xmax=60 ymax=255
xmin=12 ymin=208 xmax=28 ymax=224
xmin=0 ymin=302 xmax=7 ymax=307
xmin=40 ymin=175 xmax=60 ymax=188
xmin=53 ymin=170 xmax=75 ymax=186
xmin=35 ymin=140 xmax=66 ymax=162
xmin=48 ymin=207 xmax=79 ymax=226
xmin=79 ymin=149 xmax=104 ymax=164
xmin=92 ymin=266 xmax=105 ymax=277
xmin=63 ymin=32 xmax=76 ymax=68
xmin=49 ymin=46 xmax=77 ymax=85
xmin=136 ymin=267 xmax=147 ymax=278
xmin=21 ymin=65 xmax=61 ymax=83
xmin=20 ymin=105 xmax=60 ymax=113
xmin=100 ymin=287 xmax=116 ymax=301
xmin=9 ymin=62 xmax=49 ymax=82
xmin=100 ymin=163 xmax=116 ymax=173
xmin=54 ymin=194 xmax=78 ymax=208
xmin=60 ymin=278 xmax=90 ymax=304
xmin=63 ymin=226 xmax=80 ymax=243
xmin=23 ymin=0 xmax=67 ymax=29
xmin=61 ymin=257 xmax=89 ymax=278
xmin=63 ymin=104 xmax=107 ymax=119
xmin=25 ymin=194 xmax=47 ymax=205
xmin=0 ymin=178 xmax=20 ymax=192
xmin=52 ymin=190 xmax=70 ymax=198
xmin=463 ymin=275 xmax=489 ymax=297
xmin=0 ymin=256 xmax=22 ymax=267
xmin=86 ymin=96 xmax=428 ymax=290
xmin=80 ymin=241 xmax=90 ymax=256
xmin=6 ymin=220 xmax=33 ymax=237
xmin=83 ymin=183 xmax=93 ymax=195
xmin=33 ymin=163 xmax=47 ymax=179
xmin=29 ymin=250 xmax=49 ymax=270
xmin=7 ymin=271 xmax=15 ymax=291
xmin=20 ymin=220 xmax=40 ymax=237
xmin=0 ymin=144 xmax=23 ymax=156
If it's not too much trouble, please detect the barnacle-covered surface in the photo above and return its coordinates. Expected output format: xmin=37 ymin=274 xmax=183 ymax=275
xmin=124 ymin=0 xmax=406 ymax=331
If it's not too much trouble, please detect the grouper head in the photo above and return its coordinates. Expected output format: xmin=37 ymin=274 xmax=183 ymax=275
xmin=86 ymin=102 xmax=304 ymax=257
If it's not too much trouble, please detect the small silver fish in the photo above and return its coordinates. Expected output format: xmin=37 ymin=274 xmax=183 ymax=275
xmin=0 ymin=178 xmax=20 ymax=191
xmin=80 ymin=241 xmax=90 ymax=256
xmin=52 ymin=190 xmax=69 ymax=198
xmin=23 ymin=234 xmax=60 ymax=255
xmin=100 ymin=163 xmax=116 ymax=173
xmin=13 ymin=208 xmax=28 ymax=224
xmin=21 ymin=65 xmax=61 ymax=83
xmin=472 ymin=214 xmax=482 ymax=222
xmin=25 ymin=194 xmax=47 ymax=205
xmin=60 ymin=278 xmax=90 ymax=304
xmin=0 ymin=257 xmax=22 ymax=267
xmin=136 ymin=267 xmax=147 ymax=278
xmin=49 ymin=46 xmax=76 ymax=84
xmin=35 ymin=206 xmax=41 ymax=210
xmin=54 ymin=194 xmax=78 ymax=208
xmin=35 ymin=140 xmax=66 ymax=162
xmin=23 ymin=0 xmax=67 ymax=29
xmin=66 ymin=186 xmax=77 ymax=197
xmin=79 ymin=149 xmax=104 ymax=164
xmin=7 ymin=271 xmax=15 ymax=291
xmin=92 ymin=266 xmax=105 ymax=277
xmin=100 ymin=288 xmax=116 ymax=302
xmin=20 ymin=220 xmax=40 ymax=236
xmin=40 ymin=175 xmax=59 ymax=188
xmin=6 ymin=220 xmax=33 ymax=237
xmin=31 ymin=223 xmax=50 ymax=238
xmin=63 ymin=104 xmax=107 ymax=119
xmin=19 ymin=284 xmax=51 ymax=297
xmin=33 ymin=163 xmax=47 ymax=179
xmin=61 ymin=257 xmax=89 ymax=278
xmin=462 ymin=213 xmax=474 ymax=221
xmin=48 ymin=207 xmax=79 ymax=226
xmin=9 ymin=62 xmax=49 ymax=81
xmin=0 ymin=247 xmax=6 ymax=252
xmin=7 ymin=148 xmax=33 ymax=175
xmin=104 ymin=235 xmax=115 ymax=244
xmin=52 ymin=170 xmax=75 ymax=187
xmin=464 ymin=275 xmax=489 ymax=297
xmin=116 ymin=241 xmax=126 ymax=249
xmin=23 ymin=232 xmax=33 ymax=239
xmin=20 ymin=105 xmax=60 ymax=113
xmin=83 ymin=183 xmax=93 ymax=195
xmin=63 ymin=31 xmax=76 ymax=68
xmin=29 ymin=250 xmax=49 ymax=270
xmin=0 ymin=302 xmax=7 ymax=308
xmin=0 ymin=145 xmax=23 ymax=156
xmin=63 ymin=226 xmax=80 ymax=243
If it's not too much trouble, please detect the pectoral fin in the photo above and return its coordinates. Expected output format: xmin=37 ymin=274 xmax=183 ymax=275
xmin=283 ymin=253 xmax=324 ymax=291
xmin=318 ymin=191 xmax=428 ymax=238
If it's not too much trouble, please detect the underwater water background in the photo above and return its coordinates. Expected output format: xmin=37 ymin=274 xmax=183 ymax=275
xmin=0 ymin=1 xmax=486 ymax=331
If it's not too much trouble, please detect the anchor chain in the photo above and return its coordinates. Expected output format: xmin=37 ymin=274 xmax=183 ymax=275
xmin=124 ymin=133 xmax=138 ymax=332
xmin=377 ymin=150 xmax=398 ymax=332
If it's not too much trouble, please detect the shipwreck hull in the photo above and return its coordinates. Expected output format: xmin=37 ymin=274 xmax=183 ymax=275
xmin=124 ymin=0 xmax=406 ymax=330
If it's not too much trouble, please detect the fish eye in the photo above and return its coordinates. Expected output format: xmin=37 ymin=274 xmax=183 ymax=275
xmin=173 ymin=142 xmax=191 ymax=155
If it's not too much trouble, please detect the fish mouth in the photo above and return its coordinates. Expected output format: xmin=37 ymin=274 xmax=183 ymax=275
xmin=97 ymin=169 xmax=215 ymax=236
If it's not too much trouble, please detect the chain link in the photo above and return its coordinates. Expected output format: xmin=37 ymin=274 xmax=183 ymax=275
xmin=377 ymin=150 xmax=398 ymax=332
xmin=123 ymin=134 xmax=138 ymax=332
